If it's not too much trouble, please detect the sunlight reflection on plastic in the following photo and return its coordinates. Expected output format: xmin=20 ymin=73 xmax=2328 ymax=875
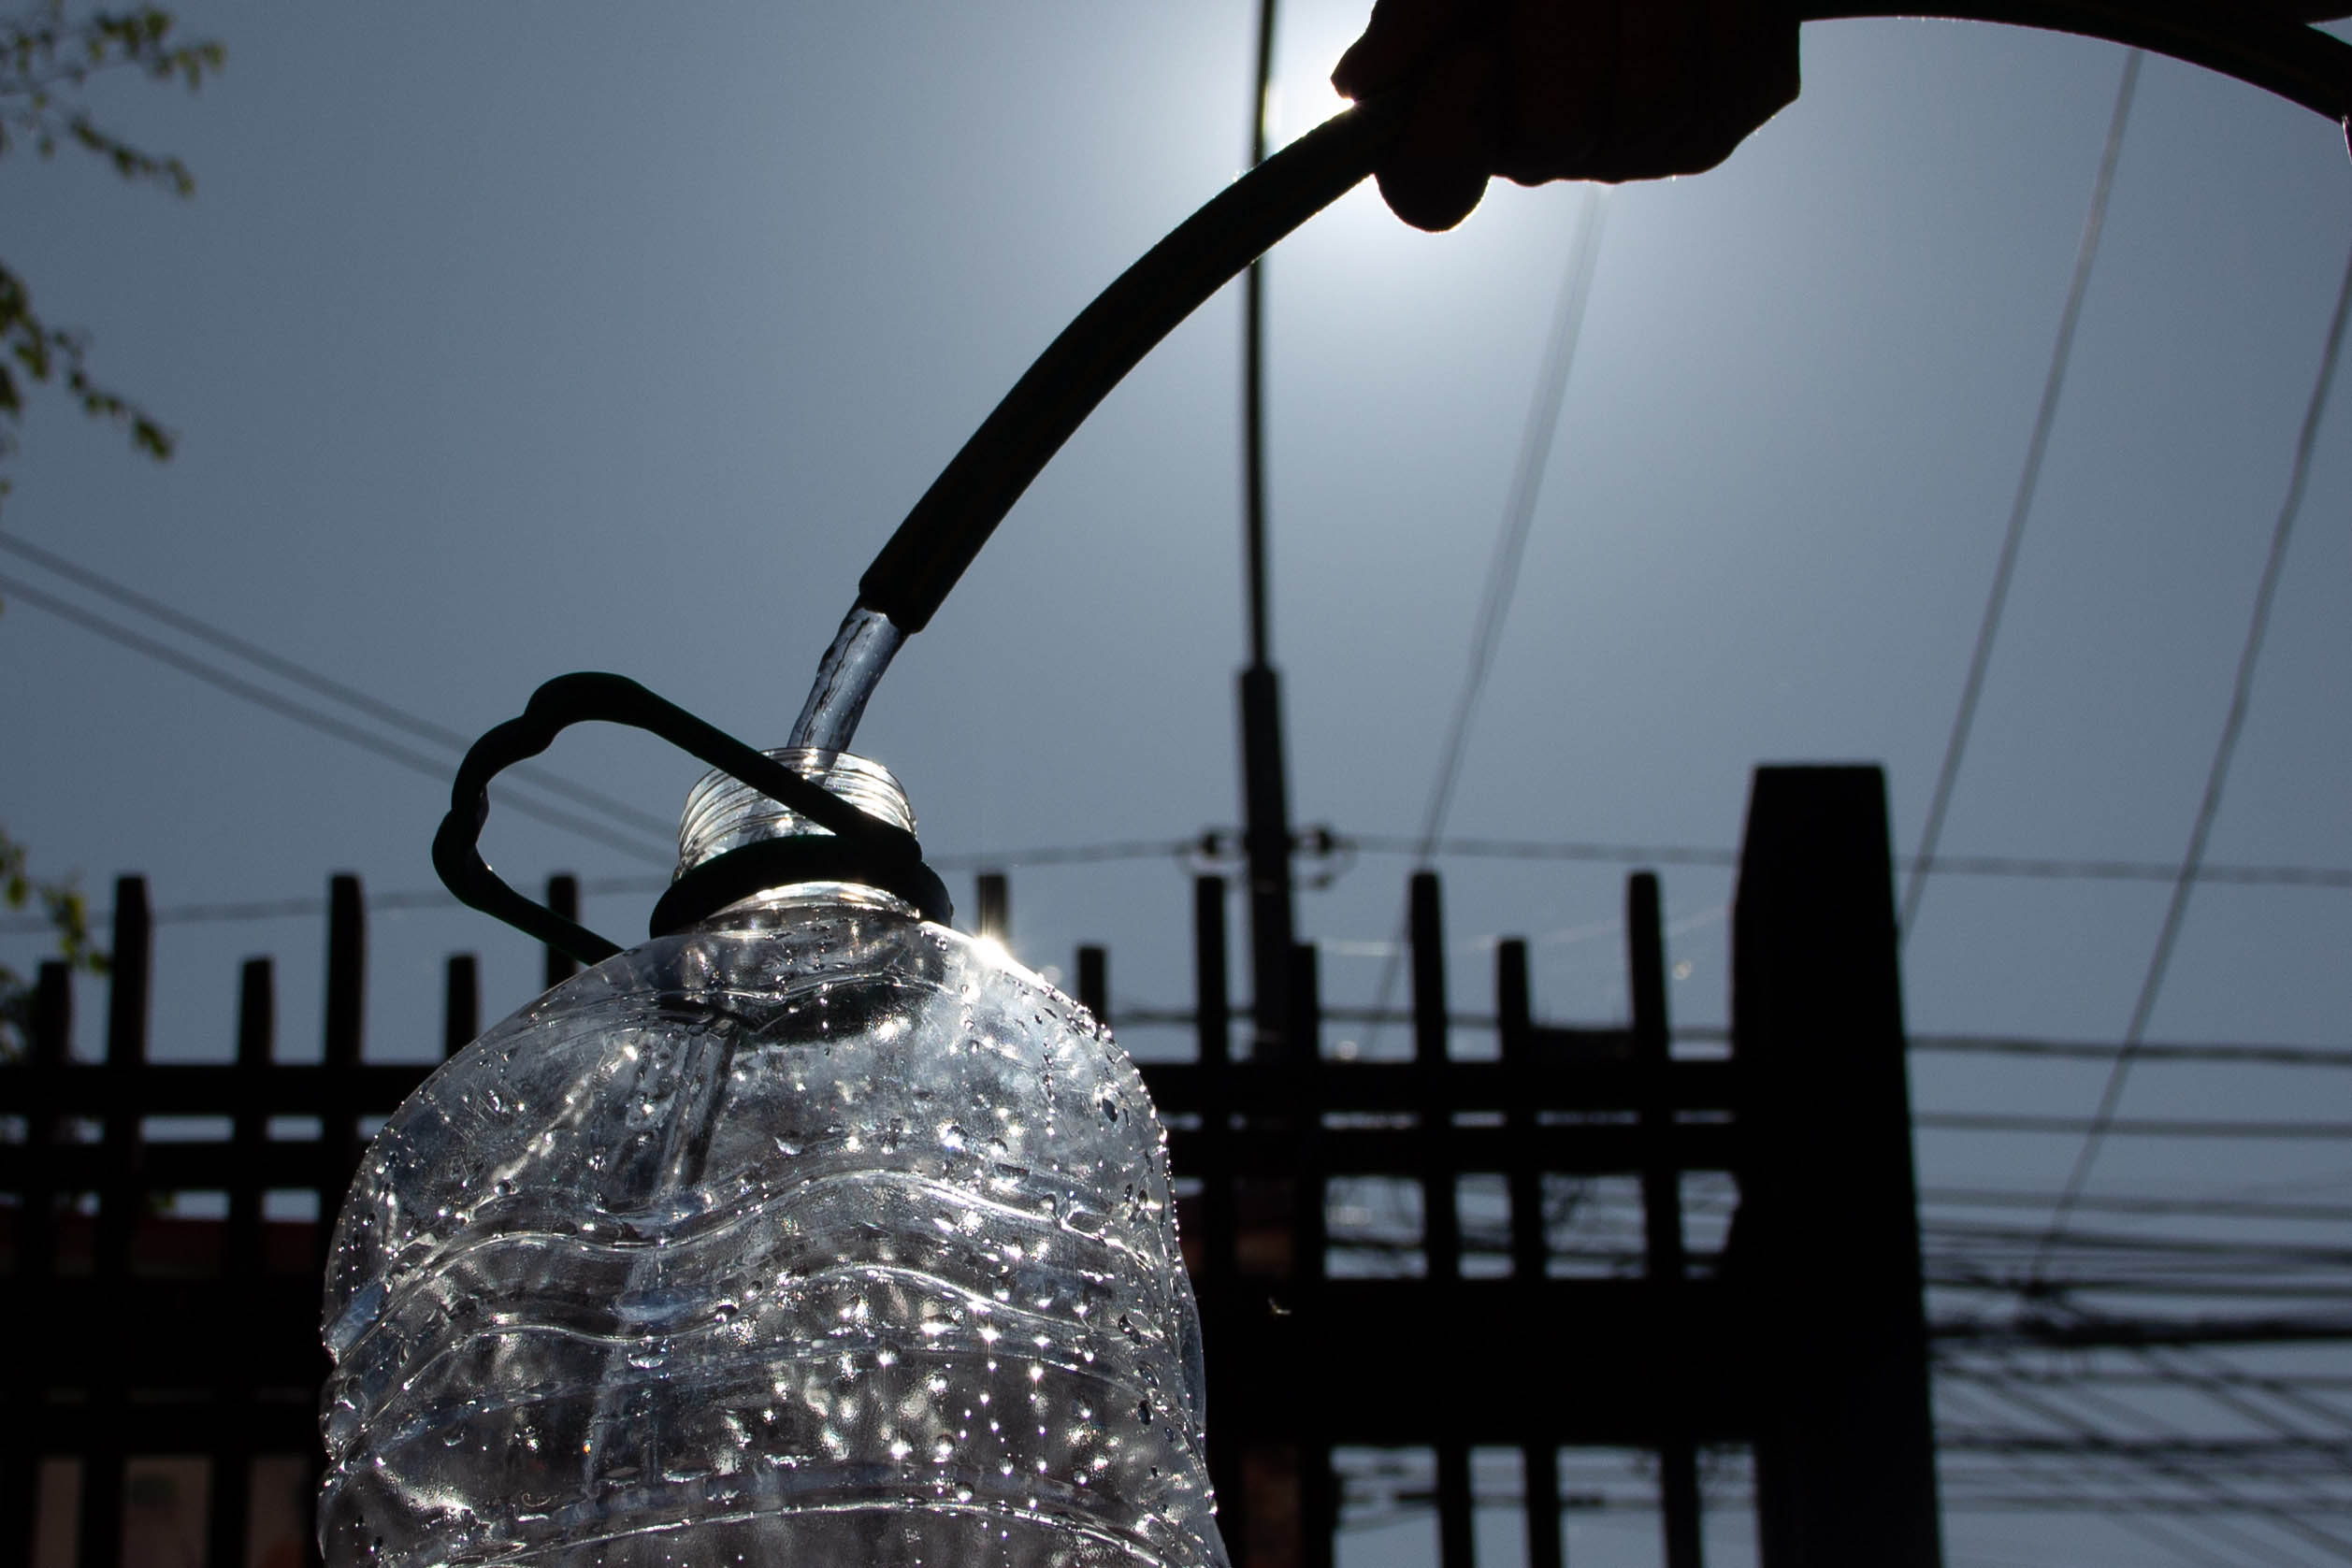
xmin=321 ymin=753 xmax=1227 ymax=1568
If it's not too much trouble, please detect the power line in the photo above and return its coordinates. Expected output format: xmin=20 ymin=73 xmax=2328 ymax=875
xmin=1022 ymin=827 xmax=2352 ymax=886
xmin=1905 ymin=1032 xmax=2352 ymax=1069
xmin=1939 ymin=1436 xmax=2352 ymax=1464
xmin=1901 ymin=50 xmax=2140 ymax=942
xmin=1365 ymin=196 xmax=1609 ymax=1048
xmin=1938 ymin=1356 xmax=2352 ymax=1532
xmin=1947 ymin=1278 xmax=2343 ymax=1308
xmin=1347 ymin=834 xmax=2351 ymax=887
xmin=2034 ymin=235 xmax=2352 ymax=1279
xmin=1931 ymin=1279 xmax=2352 ymax=1305
xmin=1311 ymin=1239 xmax=2352 ymax=1302
xmin=0 ymin=528 xmax=676 ymax=841
xmin=0 ymin=874 xmax=683 ymax=935
xmin=1937 ymin=1495 xmax=2352 ymax=1519
xmin=1925 ymin=1188 xmax=2352 ymax=1224
xmin=1331 ymin=1177 xmax=2352 ymax=1251
xmin=1922 ymin=1111 xmax=2352 ymax=1140
xmin=1933 ymin=1381 xmax=2287 ymax=1568
xmin=1938 ymin=1315 xmax=2352 ymax=1349
xmin=0 ymin=570 xmax=672 ymax=866
xmin=1411 ymin=191 xmax=1607 ymax=868
xmin=1927 ymin=1223 xmax=2352 ymax=1270
xmin=2056 ymin=1364 xmax=2352 ymax=1559
xmin=1485 ymin=1177 xmax=2352 ymax=1226
xmin=1941 ymin=1365 xmax=2352 ymax=1397
xmin=932 ymin=839 xmax=1199 ymax=870
xmin=1936 ymin=1386 xmax=2322 ymax=1568
xmin=4 ymin=854 xmax=2339 ymax=952
xmin=1969 ymin=1360 xmax=2352 ymax=1563
xmin=1930 ymin=1386 xmax=2256 ymax=1567
xmin=2134 ymin=1343 xmax=2352 ymax=1445
xmin=1900 ymin=849 xmax=2349 ymax=889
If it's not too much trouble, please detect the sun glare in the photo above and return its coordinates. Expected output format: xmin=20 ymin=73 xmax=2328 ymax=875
xmin=1258 ymin=2 xmax=1367 ymax=152
xmin=1261 ymin=71 xmax=1352 ymax=152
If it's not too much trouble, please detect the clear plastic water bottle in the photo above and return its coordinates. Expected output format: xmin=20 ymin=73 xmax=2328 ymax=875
xmin=320 ymin=751 xmax=1227 ymax=1568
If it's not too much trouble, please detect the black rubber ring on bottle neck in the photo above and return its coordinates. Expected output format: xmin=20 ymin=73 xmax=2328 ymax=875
xmin=650 ymin=834 xmax=956 ymax=937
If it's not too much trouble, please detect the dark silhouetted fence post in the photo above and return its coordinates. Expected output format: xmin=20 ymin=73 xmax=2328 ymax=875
xmin=315 ymin=871 xmax=368 ymax=1547
xmin=225 ymin=958 xmax=272 ymax=1284
xmin=1238 ymin=667 xmax=1293 ymax=1059
xmin=974 ymin=872 xmax=1009 ymax=948
xmin=1076 ymin=945 xmax=1107 ymax=1022
xmin=319 ymin=874 xmax=365 ymax=1276
xmin=443 ymin=956 xmax=479 ymax=1059
xmin=1190 ymin=874 xmax=1245 ymax=1555
xmin=4 ymin=960 xmax=74 ymax=1568
xmin=544 ymin=875 xmax=581 ymax=991
xmin=211 ymin=957 xmax=275 ymax=1568
xmin=23 ymin=959 xmax=72 ymax=1281
xmin=1194 ymin=877 xmax=1234 ymax=1293
xmin=1736 ymin=767 xmax=1941 ymax=1568
xmin=1411 ymin=872 xmax=1461 ymax=1281
xmin=1289 ymin=942 xmax=1335 ymax=1568
xmin=1496 ymin=936 xmax=1564 ymax=1568
xmin=1410 ymin=872 xmax=1473 ymax=1568
xmin=94 ymin=876 xmax=150 ymax=1286
xmin=80 ymin=877 xmax=151 ymax=1568
xmin=1631 ymin=871 xmax=1702 ymax=1568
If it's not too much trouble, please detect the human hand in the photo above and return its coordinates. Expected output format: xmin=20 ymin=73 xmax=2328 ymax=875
xmin=1332 ymin=0 xmax=1801 ymax=230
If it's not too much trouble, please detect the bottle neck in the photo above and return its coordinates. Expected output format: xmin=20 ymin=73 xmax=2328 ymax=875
xmin=674 ymin=749 xmax=920 ymax=922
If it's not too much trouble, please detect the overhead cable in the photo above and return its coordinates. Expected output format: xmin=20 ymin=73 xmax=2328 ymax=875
xmin=1904 ymin=1031 xmax=2352 ymax=1069
xmin=2034 ymin=236 xmax=2352 ymax=1280
xmin=1901 ymin=50 xmax=2141 ymax=941
xmin=1969 ymin=1361 xmax=2352 ymax=1563
xmin=0 ymin=528 xmax=674 ymax=841
xmin=1364 ymin=192 xmax=1609 ymax=1046
xmin=1921 ymin=1110 xmax=2352 ymax=1140
xmin=1917 ymin=1383 xmax=2311 ymax=1567
xmin=4 ymin=839 xmax=2345 ymax=939
xmin=1349 ymin=833 xmax=2350 ymax=886
xmin=2055 ymin=1369 xmax=2352 ymax=1557
xmin=0 ymin=570 xmax=672 ymax=866
xmin=2135 ymin=1343 xmax=2352 ymax=1446
xmin=1410 ymin=189 xmax=1608 ymax=867
xmin=1926 ymin=1188 xmax=2352 ymax=1223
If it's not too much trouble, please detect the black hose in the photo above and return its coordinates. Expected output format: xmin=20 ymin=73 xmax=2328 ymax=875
xmin=1811 ymin=2 xmax=2352 ymax=122
xmin=859 ymin=94 xmax=1407 ymax=634
xmin=857 ymin=3 xmax=2352 ymax=636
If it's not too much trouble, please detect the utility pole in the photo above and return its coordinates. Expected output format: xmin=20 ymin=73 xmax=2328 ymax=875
xmin=1239 ymin=0 xmax=1295 ymax=1059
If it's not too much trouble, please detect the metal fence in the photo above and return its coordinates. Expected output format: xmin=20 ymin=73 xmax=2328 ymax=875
xmin=0 ymin=765 xmax=1940 ymax=1568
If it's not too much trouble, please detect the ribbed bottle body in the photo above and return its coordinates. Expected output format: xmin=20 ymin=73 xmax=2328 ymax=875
xmin=321 ymin=899 xmax=1222 ymax=1568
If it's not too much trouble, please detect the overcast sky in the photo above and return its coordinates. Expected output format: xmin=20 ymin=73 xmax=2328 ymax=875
xmin=4 ymin=5 xmax=2349 ymax=1563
